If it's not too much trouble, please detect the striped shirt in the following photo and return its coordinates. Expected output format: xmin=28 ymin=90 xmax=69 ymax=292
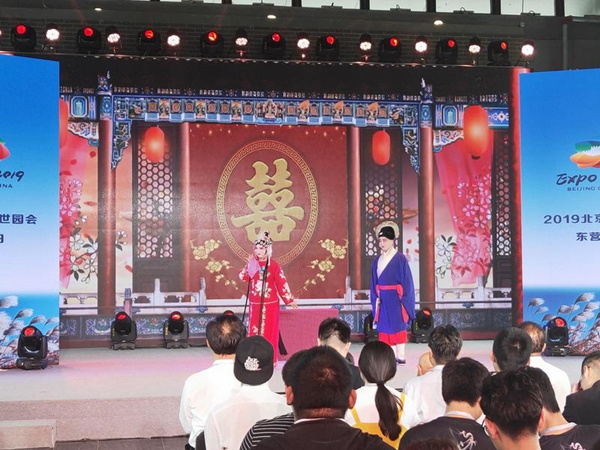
xmin=240 ymin=412 xmax=295 ymax=450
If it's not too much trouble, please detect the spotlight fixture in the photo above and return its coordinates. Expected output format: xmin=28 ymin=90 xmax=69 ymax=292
xmin=544 ymin=316 xmax=569 ymax=357
xmin=111 ymin=311 xmax=137 ymax=350
xmin=106 ymin=26 xmax=121 ymax=53
xmin=378 ymin=36 xmax=402 ymax=63
xmin=488 ymin=40 xmax=510 ymax=66
xmin=435 ymin=38 xmax=458 ymax=65
xmin=234 ymin=28 xmax=249 ymax=57
xmin=262 ymin=32 xmax=286 ymax=60
xmin=410 ymin=307 xmax=434 ymax=343
xmin=359 ymin=33 xmax=372 ymax=61
xmin=164 ymin=311 xmax=189 ymax=349
xmin=76 ymin=26 xmax=102 ymax=54
xmin=42 ymin=24 xmax=60 ymax=52
xmin=137 ymin=28 xmax=161 ymax=56
xmin=468 ymin=36 xmax=481 ymax=65
xmin=200 ymin=30 xmax=224 ymax=58
xmin=519 ymin=40 xmax=535 ymax=66
xmin=166 ymin=29 xmax=181 ymax=49
xmin=296 ymin=32 xmax=311 ymax=60
xmin=16 ymin=325 xmax=48 ymax=370
xmin=11 ymin=24 xmax=37 ymax=52
xmin=316 ymin=34 xmax=339 ymax=61
xmin=414 ymin=35 xmax=428 ymax=63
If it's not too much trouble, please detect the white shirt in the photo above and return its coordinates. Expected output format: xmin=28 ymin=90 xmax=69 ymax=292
xmin=403 ymin=365 xmax=446 ymax=424
xmin=346 ymin=383 xmax=421 ymax=429
xmin=377 ymin=247 xmax=397 ymax=278
xmin=529 ymin=355 xmax=572 ymax=412
xmin=179 ymin=359 xmax=241 ymax=447
xmin=204 ymin=383 xmax=291 ymax=450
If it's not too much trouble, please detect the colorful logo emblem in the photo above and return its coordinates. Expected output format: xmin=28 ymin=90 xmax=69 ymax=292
xmin=0 ymin=138 xmax=10 ymax=161
xmin=570 ymin=141 xmax=600 ymax=169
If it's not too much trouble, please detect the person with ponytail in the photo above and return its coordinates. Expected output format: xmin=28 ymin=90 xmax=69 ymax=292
xmin=348 ymin=341 xmax=420 ymax=448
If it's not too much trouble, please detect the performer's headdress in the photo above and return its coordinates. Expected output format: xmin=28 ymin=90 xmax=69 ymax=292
xmin=254 ymin=231 xmax=273 ymax=257
xmin=376 ymin=221 xmax=400 ymax=240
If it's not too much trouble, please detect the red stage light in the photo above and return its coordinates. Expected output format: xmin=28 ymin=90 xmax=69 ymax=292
xmin=500 ymin=41 xmax=507 ymax=50
xmin=423 ymin=309 xmax=432 ymax=316
xmin=448 ymin=39 xmax=456 ymax=48
xmin=16 ymin=24 xmax=27 ymax=35
xmin=171 ymin=312 xmax=182 ymax=321
xmin=117 ymin=312 xmax=128 ymax=321
xmin=555 ymin=318 xmax=566 ymax=327
xmin=271 ymin=32 xmax=281 ymax=43
xmin=326 ymin=35 xmax=335 ymax=45
xmin=144 ymin=29 xmax=155 ymax=40
xmin=207 ymin=31 xmax=218 ymax=42
xmin=83 ymin=27 xmax=94 ymax=37
xmin=389 ymin=37 xmax=399 ymax=47
xmin=23 ymin=326 xmax=36 ymax=337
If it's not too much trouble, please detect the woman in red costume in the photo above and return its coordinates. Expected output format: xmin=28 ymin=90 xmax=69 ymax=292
xmin=239 ymin=231 xmax=298 ymax=362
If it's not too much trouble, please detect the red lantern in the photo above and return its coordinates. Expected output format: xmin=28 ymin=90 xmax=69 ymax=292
xmin=59 ymin=99 xmax=69 ymax=148
xmin=463 ymin=105 xmax=489 ymax=159
xmin=372 ymin=130 xmax=391 ymax=165
xmin=144 ymin=126 xmax=165 ymax=163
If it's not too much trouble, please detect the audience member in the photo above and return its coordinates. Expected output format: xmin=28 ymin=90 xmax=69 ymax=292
xmin=239 ymin=350 xmax=308 ymax=450
xmin=417 ymin=352 xmax=434 ymax=376
xmin=254 ymin=345 xmax=394 ymax=450
xmin=404 ymin=325 xmax=463 ymax=423
xmin=403 ymin=439 xmax=459 ymax=450
xmin=400 ymin=357 xmax=494 ymax=450
xmin=480 ymin=369 xmax=544 ymax=450
xmin=518 ymin=322 xmax=571 ymax=411
xmin=349 ymin=341 xmax=420 ymax=448
xmin=318 ymin=317 xmax=365 ymax=389
xmin=204 ymin=336 xmax=290 ymax=450
xmin=521 ymin=366 xmax=600 ymax=450
xmin=491 ymin=327 xmax=532 ymax=371
xmin=563 ymin=351 xmax=600 ymax=425
xmin=179 ymin=313 xmax=245 ymax=450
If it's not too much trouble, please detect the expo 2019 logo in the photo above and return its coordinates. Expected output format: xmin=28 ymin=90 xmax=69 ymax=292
xmin=570 ymin=140 xmax=600 ymax=169
xmin=0 ymin=137 xmax=10 ymax=161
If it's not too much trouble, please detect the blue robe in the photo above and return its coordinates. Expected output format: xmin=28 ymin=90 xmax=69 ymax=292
xmin=370 ymin=252 xmax=416 ymax=334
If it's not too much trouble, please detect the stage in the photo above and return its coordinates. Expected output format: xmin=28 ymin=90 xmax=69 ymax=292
xmin=0 ymin=341 xmax=585 ymax=449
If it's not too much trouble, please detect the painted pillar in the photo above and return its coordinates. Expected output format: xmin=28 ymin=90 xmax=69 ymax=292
xmin=348 ymin=126 xmax=362 ymax=289
xmin=179 ymin=122 xmax=192 ymax=291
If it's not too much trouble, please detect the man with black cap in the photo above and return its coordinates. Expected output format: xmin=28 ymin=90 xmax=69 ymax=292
xmin=370 ymin=221 xmax=415 ymax=364
xmin=204 ymin=336 xmax=291 ymax=450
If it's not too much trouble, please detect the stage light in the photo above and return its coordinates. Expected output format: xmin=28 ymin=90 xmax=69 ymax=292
xmin=16 ymin=325 xmax=48 ymax=370
xmin=544 ymin=316 xmax=569 ymax=356
xmin=76 ymin=26 xmax=102 ymax=54
xmin=164 ymin=311 xmax=189 ymax=349
xmin=519 ymin=40 xmax=535 ymax=67
xmin=200 ymin=30 xmax=224 ymax=58
xmin=105 ymin=26 xmax=121 ymax=54
xmin=435 ymin=38 xmax=458 ymax=65
xmin=137 ymin=28 xmax=161 ymax=56
xmin=295 ymin=32 xmax=311 ymax=60
xmin=410 ymin=307 xmax=434 ymax=343
xmin=165 ymin=29 xmax=180 ymax=49
xmin=262 ymin=32 xmax=286 ymax=60
xmin=316 ymin=34 xmax=339 ymax=61
xmin=234 ymin=28 xmax=249 ymax=57
xmin=378 ymin=36 xmax=402 ymax=63
xmin=111 ymin=311 xmax=137 ymax=350
xmin=359 ymin=33 xmax=372 ymax=61
xmin=468 ymin=36 xmax=481 ymax=65
xmin=488 ymin=40 xmax=510 ymax=66
xmin=414 ymin=36 xmax=428 ymax=63
xmin=45 ymin=24 xmax=60 ymax=42
xmin=11 ymin=24 xmax=37 ymax=52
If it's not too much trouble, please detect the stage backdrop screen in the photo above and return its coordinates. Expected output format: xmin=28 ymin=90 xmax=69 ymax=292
xmin=521 ymin=68 xmax=600 ymax=354
xmin=0 ymin=55 xmax=60 ymax=368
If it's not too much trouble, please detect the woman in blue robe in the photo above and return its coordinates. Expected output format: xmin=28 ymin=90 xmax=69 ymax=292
xmin=370 ymin=224 xmax=416 ymax=364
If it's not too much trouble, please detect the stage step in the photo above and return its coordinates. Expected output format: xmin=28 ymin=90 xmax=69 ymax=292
xmin=0 ymin=419 xmax=56 ymax=450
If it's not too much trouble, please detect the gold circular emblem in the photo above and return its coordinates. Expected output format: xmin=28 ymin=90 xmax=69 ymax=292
xmin=216 ymin=140 xmax=318 ymax=265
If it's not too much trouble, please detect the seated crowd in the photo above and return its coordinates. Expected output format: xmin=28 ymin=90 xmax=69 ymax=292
xmin=180 ymin=314 xmax=600 ymax=450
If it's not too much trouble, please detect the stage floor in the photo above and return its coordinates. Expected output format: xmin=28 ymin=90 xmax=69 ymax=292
xmin=0 ymin=341 xmax=585 ymax=445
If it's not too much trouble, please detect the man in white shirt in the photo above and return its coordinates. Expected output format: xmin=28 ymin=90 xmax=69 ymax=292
xmin=204 ymin=335 xmax=291 ymax=450
xmin=518 ymin=322 xmax=571 ymax=412
xmin=403 ymin=325 xmax=462 ymax=423
xmin=179 ymin=312 xmax=246 ymax=450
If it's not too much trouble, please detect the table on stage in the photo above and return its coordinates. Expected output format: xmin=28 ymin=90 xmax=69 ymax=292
xmin=279 ymin=308 xmax=339 ymax=360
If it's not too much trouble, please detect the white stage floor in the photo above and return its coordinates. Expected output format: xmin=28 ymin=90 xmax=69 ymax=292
xmin=0 ymin=341 xmax=585 ymax=443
